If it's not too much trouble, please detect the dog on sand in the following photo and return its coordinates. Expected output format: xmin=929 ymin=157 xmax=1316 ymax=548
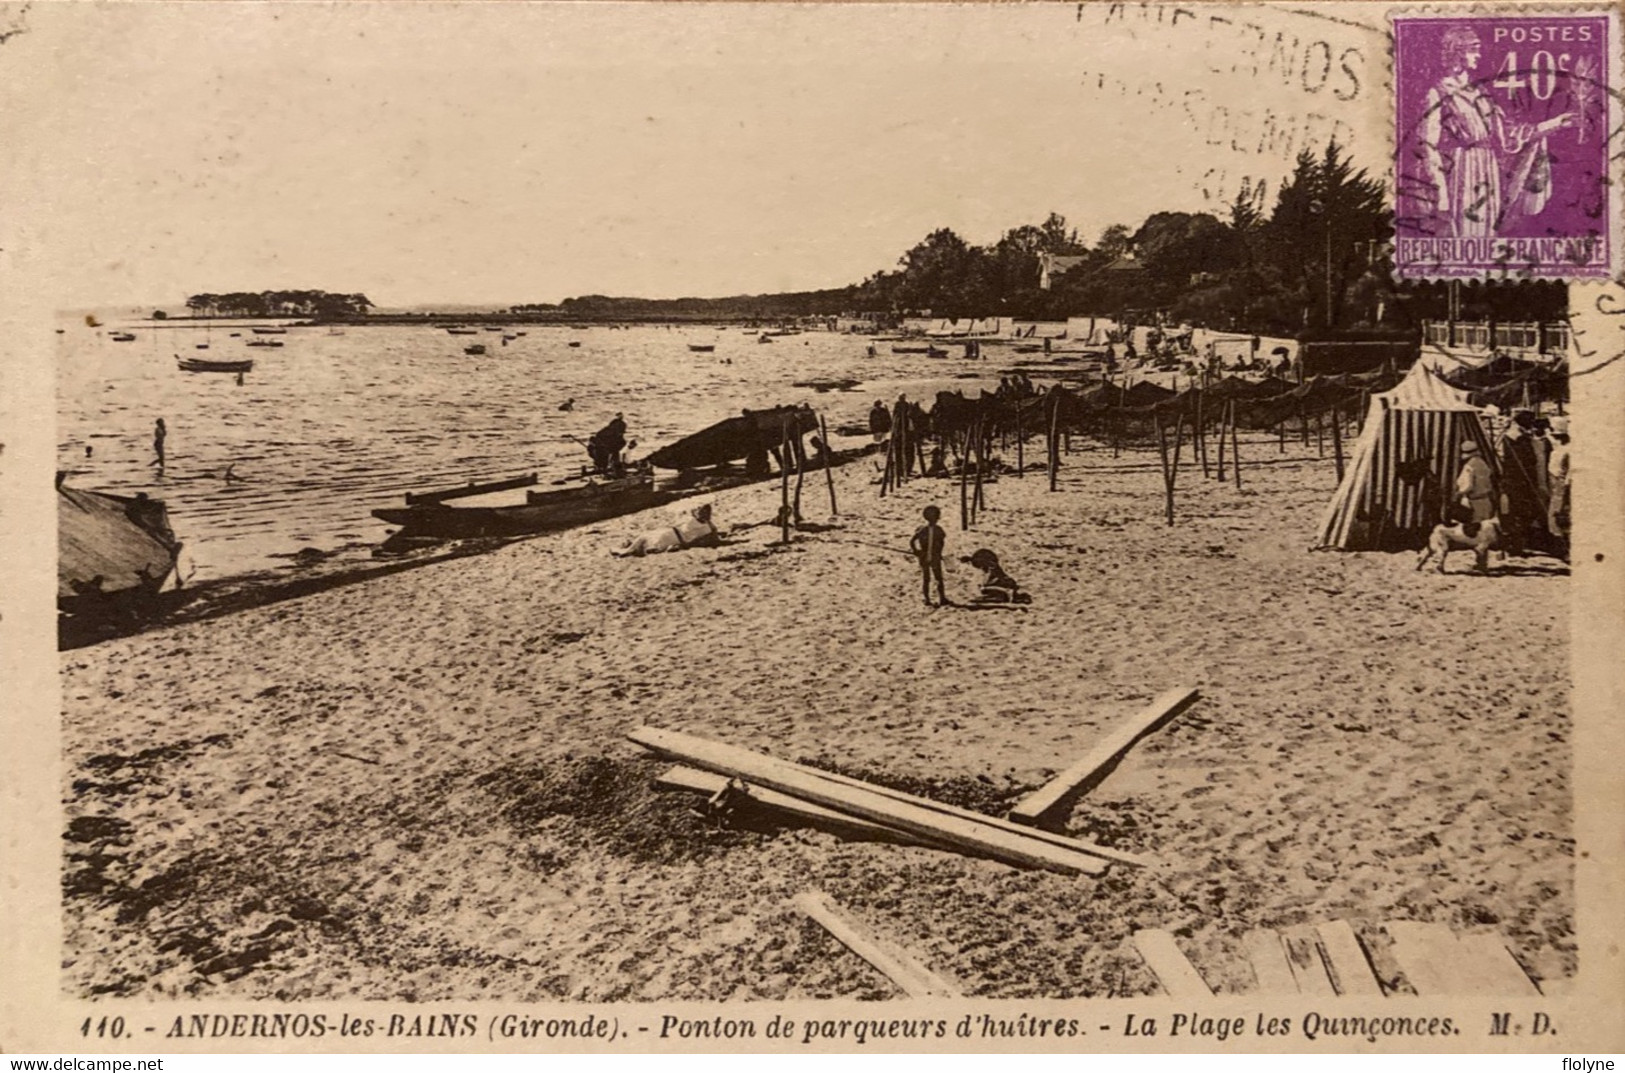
xmin=1416 ymin=516 xmax=1502 ymax=575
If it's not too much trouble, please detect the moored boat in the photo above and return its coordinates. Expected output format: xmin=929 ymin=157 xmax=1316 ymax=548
xmin=374 ymin=471 xmax=665 ymax=540
xmin=110 ymin=332 xmax=137 ymax=342
xmin=177 ymin=355 xmax=254 ymax=373
xmin=58 ymin=475 xmax=183 ymax=619
xmin=464 ymin=344 xmax=487 ymax=355
xmin=246 ymin=339 xmax=284 ymax=348
xmin=251 ymin=326 xmax=288 ymax=335
xmin=689 ymin=344 xmax=716 ymax=353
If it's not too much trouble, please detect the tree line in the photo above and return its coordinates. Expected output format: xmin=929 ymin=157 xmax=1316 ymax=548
xmin=184 ymin=290 xmax=374 ymax=319
xmin=520 ymin=143 xmax=1395 ymax=337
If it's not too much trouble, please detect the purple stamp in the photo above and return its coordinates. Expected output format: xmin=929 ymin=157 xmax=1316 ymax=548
xmin=1394 ymin=11 xmax=1616 ymax=280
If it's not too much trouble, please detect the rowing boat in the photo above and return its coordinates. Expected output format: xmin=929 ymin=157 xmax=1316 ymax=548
xmin=177 ymin=355 xmax=254 ymax=373
xmin=373 ymin=472 xmax=666 ymax=539
xmin=58 ymin=476 xmax=183 ymax=616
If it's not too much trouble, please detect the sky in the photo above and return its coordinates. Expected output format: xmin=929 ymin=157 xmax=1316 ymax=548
xmin=7 ymin=2 xmax=1389 ymax=310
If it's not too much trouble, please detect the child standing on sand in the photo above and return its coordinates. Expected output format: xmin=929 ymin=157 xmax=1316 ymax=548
xmin=909 ymin=505 xmax=948 ymax=607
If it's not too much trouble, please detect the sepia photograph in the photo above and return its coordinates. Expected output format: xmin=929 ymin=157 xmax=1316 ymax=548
xmin=2 ymin=0 xmax=1622 ymax=1056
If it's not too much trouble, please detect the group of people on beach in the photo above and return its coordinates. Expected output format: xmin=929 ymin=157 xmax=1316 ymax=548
xmin=1454 ymin=408 xmax=1571 ymax=558
xmin=908 ymin=505 xmax=1028 ymax=608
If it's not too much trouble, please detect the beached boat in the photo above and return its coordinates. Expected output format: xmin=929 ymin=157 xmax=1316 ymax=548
xmin=891 ymin=345 xmax=930 ymax=354
xmin=644 ymin=404 xmax=818 ymax=471
xmin=374 ymin=472 xmax=664 ymax=539
xmin=688 ymin=344 xmax=717 ymax=353
xmin=58 ymin=475 xmax=182 ymax=617
xmin=251 ymin=326 xmax=288 ymax=335
xmin=177 ymin=355 xmax=254 ymax=373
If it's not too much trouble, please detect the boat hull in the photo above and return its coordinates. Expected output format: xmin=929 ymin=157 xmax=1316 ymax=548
xmin=374 ymin=476 xmax=667 ymax=539
xmin=177 ymin=357 xmax=254 ymax=373
xmin=58 ymin=482 xmax=182 ymax=610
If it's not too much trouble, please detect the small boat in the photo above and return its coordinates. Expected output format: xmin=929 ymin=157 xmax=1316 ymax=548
xmin=58 ymin=474 xmax=182 ymax=620
xmin=328 ymin=328 xmax=345 ymax=336
xmin=567 ymin=341 xmax=582 ymax=348
xmin=758 ymin=334 xmax=774 ymax=344
xmin=926 ymin=346 xmax=949 ymax=358
xmin=195 ymin=343 xmax=210 ymax=349
xmin=688 ymin=344 xmax=716 ymax=353
xmin=374 ymin=472 xmax=664 ymax=540
xmin=110 ymin=332 xmax=137 ymax=342
xmin=515 ymin=331 xmax=528 ymax=337
xmin=177 ymin=355 xmax=254 ymax=373
xmin=251 ymin=326 xmax=287 ymax=335
xmin=246 ymin=339 xmax=284 ymax=348
xmin=464 ymin=344 xmax=486 ymax=356
xmin=484 ymin=326 xmax=505 ymax=332
xmin=645 ymin=405 xmax=818 ymax=472
xmin=892 ymin=345 xmax=929 ymax=354
xmin=447 ymin=327 xmax=479 ymax=336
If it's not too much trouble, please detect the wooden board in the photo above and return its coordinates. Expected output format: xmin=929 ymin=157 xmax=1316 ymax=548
xmin=796 ymin=892 xmax=960 ymax=998
xmin=1386 ymin=921 xmax=1464 ymax=996
xmin=792 ymin=754 xmax=1150 ymax=868
xmin=628 ymin=727 xmax=1108 ymax=875
xmin=1010 ymin=687 xmax=1201 ymax=826
xmin=1316 ymin=919 xmax=1384 ymax=996
xmin=655 ymin=766 xmax=949 ymax=850
xmin=1241 ymin=929 xmax=1298 ymax=995
xmin=1132 ymin=929 xmax=1212 ymax=998
xmin=1455 ymin=932 xmax=1542 ymax=996
xmin=1280 ymin=924 xmax=1337 ymax=996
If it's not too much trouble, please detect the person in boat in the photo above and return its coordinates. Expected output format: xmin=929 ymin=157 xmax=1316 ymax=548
xmin=587 ymin=413 xmax=627 ymax=474
xmin=151 ymin=418 xmax=167 ymax=468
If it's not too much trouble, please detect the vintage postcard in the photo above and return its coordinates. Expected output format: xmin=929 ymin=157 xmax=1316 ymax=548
xmin=2 ymin=0 xmax=1622 ymax=1057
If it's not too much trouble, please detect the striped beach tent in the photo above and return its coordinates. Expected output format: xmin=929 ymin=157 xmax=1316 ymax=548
xmin=1315 ymin=363 xmax=1496 ymax=550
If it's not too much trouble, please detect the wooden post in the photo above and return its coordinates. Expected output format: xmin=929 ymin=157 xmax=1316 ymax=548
xmin=1330 ymin=401 xmax=1345 ymax=484
xmin=1231 ymin=399 xmax=1242 ymax=491
xmin=819 ymin=413 xmax=838 ymax=516
xmin=1196 ymin=388 xmax=1209 ymax=479
xmin=972 ymin=419 xmax=985 ymax=518
xmin=959 ymin=431 xmax=970 ymax=531
xmin=1315 ymin=408 xmax=1325 ymax=457
xmin=1278 ymin=416 xmax=1285 ymax=453
xmin=1047 ymin=390 xmax=1061 ymax=492
xmin=1215 ymin=395 xmax=1227 ymax=482
xmin=1015 ymin=397 xmax=1024 ymax=477
xmin=792 ymin=436 xmax=806 ymax=523
xmin=779 ymin=425 xmax=792 ymax=543
xmin=1154 ymin=412 xmax=1170 ymax=525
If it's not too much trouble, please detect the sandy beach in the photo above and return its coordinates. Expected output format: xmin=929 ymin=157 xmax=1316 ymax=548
xmin=60 ymin=434 xmax=1572 ymax=1001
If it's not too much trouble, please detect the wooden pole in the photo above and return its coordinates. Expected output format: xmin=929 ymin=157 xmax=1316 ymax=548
xmin=1047 ymin=390 xmax=1060 ymax=492
xmin=819 ymin=413 xmax=838 ymax=516
xmin=1169 ymin=412 xmax=1185 ymax=526
xmin=1196 ymin=387 xmax=1209 ymax=479
xmin=1330 ymin=401 xmax=1345 ymax=484
xmin=779 ymin=426 xmax=792 ymax=543
xmin=1316 ymin=408 xmax=1325 ymax=457
xmin=792 ymin=436 xmax=806 ymax=522
xmin=959 ymin=431 xmax=970 ymax=531
xmin=1215 ymin=394 xmax=1227 ymax=482
xmin=1015 ymin=397 xmax=1024 ymax=476
xmin=1154 ymin=411 xmax=1171 ymax=526
xmin=1231 ymin=399 xmax=1242 ymax=490
xmin=972 ymin=419 xmax=985 ymax=518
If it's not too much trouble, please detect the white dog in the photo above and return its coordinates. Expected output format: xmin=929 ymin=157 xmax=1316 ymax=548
xmin=612 ymin=503 xmax=720 ymax=557
xmin=1416 ymin=516 xmax=1502 ymax=575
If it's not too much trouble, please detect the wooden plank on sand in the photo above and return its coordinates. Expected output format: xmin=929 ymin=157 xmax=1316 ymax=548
xmin=1279 ymin=924 xmax=1337 ymax=996
xmin=1010 ymin=687 xmax=1201 ymax=826
xmin=1316 ymin=920 xmax=1384 ymax=996
xmin=1241 ymin=929 xmax=1298 ymax=994
xmin=792 ymin=758 xmax=1150 ymax=868
xmin=795 ymin=891 xmax=961 ymax=998
xmin=655 ymin=766 xmax=946 ymax=850
xmin=627 ymin=727 xmax=1110 ymax=875
xmin=1454 ymin=932 xmax=1542 ymax=996
xmin=1132 ymin=929 xmax=1212 ymax=998
xmin=1386 ymin=921 xmax=1464 ymax=996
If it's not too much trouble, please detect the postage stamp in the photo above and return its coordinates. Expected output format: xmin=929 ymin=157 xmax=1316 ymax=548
xmin=1393 ymin=11 xmax=1616 ymax=280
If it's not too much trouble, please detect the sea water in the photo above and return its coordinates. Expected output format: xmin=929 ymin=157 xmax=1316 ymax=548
xmin=56 ymin=320 xmax=1002 ymax=582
